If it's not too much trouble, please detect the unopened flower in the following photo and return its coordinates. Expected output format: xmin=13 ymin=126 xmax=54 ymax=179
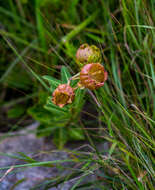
xmin=80 ymin=63 xmax=108 ymax=90
xmin=52 ymin=84 xmax=74 ymax=107
xmin=76 ymin=43 xmax=102 ymax=67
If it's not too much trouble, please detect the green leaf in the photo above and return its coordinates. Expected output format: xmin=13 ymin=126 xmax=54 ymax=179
xmin=61 ymin=11 xmax=98 ymax=43
xmin=20 ymin=0 xmax=28 ymax=4
xmin=7 ymin=105 xmax=25 ymax=118
xmin=44 ymin=104 xmax=67 ymax=116
xmin=17 ymin=152 xmax=36 ymax=163
xmin=53 ymin=128 xmax=68 ymax=149
xmin=42 ymin=75 xmax=61 ymax=88
xmin=44 ymin=97 xmax=68 ymax=115
xmin=38 ymin=91 xmax=49 ymax=105
xmin=27 ymin=105 xmax=52 ymax=123
xmin=73 ymin=88 xmax=86 ymax=111
xmin=85 ymin=32 xmax=104 ymax=43
xmin=5 ymin=65 xmax=32 ymax=90
xmin=36 ymin=123 xmax=52 ymax=137
xmin=69 ymin=127 xmax=85 ymax=140
xmin=61 ymin=66 xmax=71 ymax=83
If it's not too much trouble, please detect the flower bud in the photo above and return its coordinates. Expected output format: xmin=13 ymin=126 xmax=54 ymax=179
xmin=76 ymin=43 xmax=102 ymax=67
xmin=80 ymin=63 xmax=108 ymax=90
xmin=52 ymin=84 xmax=74 ymax=108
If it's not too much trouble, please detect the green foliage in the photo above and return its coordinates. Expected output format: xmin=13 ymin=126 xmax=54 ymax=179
xmin=4 ymin=65 xmax=32 ymax=90
xmin=20 ymin=0 xmax=28 ymax=4
xmin=0 ymin=0 xmax=155 ymax=189
xmin=28 ymin=67 xmax=85 ymax=149
xmin=7 ymin=105 xmax=25 ymax=118
xmin=27 ymin=91 xmax=53 ymax=124
xmin=44 ymin=67 xmax=86 ymax=149
xmin=61 ymin=66 xmax=71 ymax=83
xmin=68 ymin=126 xmax=85 ymax=140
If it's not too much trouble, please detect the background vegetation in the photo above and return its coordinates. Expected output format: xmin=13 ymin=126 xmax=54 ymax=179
xmin=0 ymin=0 xmax=154 ymax=189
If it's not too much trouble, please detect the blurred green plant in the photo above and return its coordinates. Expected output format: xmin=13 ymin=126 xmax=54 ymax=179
xmin=7 ymin=105 xmax=25 ymax=118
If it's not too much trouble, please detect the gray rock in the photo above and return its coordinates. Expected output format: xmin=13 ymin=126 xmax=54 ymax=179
xmin=0 ymin=123 xmax=109 ymax=190
xmin=0 ymin=123 xmax=71 ymax=190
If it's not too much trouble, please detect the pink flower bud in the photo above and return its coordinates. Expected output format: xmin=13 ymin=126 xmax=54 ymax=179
xmin=80 ymin=63 xmax=108 ymax=90
xmin=76 ymin=43 xmax=102 ymax=67
xmin=52 ymin=84 xmax=75 ymax=107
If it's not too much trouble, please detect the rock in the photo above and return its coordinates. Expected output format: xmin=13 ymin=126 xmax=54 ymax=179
xmin=0 ymin=123 xmax=71 ymax=190
xmin=0 ymin=122 xmax=109 ymax=189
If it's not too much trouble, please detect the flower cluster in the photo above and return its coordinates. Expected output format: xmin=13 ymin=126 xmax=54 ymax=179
xmin=52 ymin=44 xmax=108 ymax=107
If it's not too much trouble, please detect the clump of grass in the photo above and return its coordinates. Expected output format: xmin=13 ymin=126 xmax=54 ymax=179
xmin=0 ymin=0 xmax=154 ymax=189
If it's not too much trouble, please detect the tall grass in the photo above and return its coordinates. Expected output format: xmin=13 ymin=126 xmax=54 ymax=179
xmin=0 ymin=0 xmax=154 ymax=189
